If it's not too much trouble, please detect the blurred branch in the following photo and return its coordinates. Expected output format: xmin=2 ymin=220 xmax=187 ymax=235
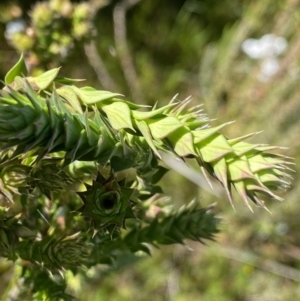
xmin=272 ymin=36 xmax=300 ymax=81
xmin=242 ymin=33 xmax=300 ymax=133
xmin=250 ymin=34 xmax=300 ymax=104
xmin=84 ymin=41 xmax=117 ymax=91
xmin=201 ymin=0 xmax=272 ymax=115
xmin=218 ymin=246 xmax=300 ymax=282
xmin=113 ymin=0 xmax=145 ymax=104
xmin=159 ymin=152 xmax=224 ymax=199
xmin=272 ymin=0 xmax=300 ymax=36
xmin=284 ymin=245 xmax=300 ymax=261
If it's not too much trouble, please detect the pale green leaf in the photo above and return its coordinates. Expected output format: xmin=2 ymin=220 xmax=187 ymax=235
xmin=233 ymin=181 xmax=253 ymax=211
xmin=135 ymin=120 xmax=160 ymax=157
xmin=193 ymin=122 xmax=234 ymax=143
xmin=256 ymin=169 xmax=289 ymax=186
xmin=228 ymin=131 xmax=261 ymax=145
xmin=228 ymin=156 xmax=255 ymax=181
xmin=197 ymin=134 xmax=233 ymax=162
xmin=28 ymin=68 xmax=61 ymax=90
xmin=102 ymin=102 xmax=134 ymax=131
xmin=256 ymin=145 xmax=281 ymax=152
xmin=132 ymin=103 xmax=176 ymax=120
xmin=72 ymin=86 xmax=122 ymax=105
xmin=64 ymin=114 xmax=82 ymax=149
xmin=262 ymin=155 xmax=290 ymax=166
xmin=57 ymin=86 xmax=83 ymax=113
xmin=167 ymin=127 xmax=196 ymax=157
xmin=147 ymin=116 xmax=183 ymax=139
xmin=243 ymin=179 xmax=283 ymax=201
xmin=232 ymin=141 xmax=260 ymax=156
xmin=11 ymin=76 xmax=27 ymax=91
xmin=248 ymin=154 xmax=275 ymax=173
xmin=212 ymin=158 xmax=234 ymax=207
xmin=54 ymin=76 xmax=85 ymax=85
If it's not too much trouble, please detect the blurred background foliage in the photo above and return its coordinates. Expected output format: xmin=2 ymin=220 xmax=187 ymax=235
xmin=0 ymin=0 xmax=300 ymax=300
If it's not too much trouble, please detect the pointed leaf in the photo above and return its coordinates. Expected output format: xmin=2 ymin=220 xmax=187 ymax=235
xmin=147 ymin=116 xmax=183 ymax=139
xmin=72 ymin=86 xmax=122 ymax=105
xmin=54 ymin=76 xmax=85 ymax=84
xmin=212 ymin=158 xmax=234 ymax=208
xmin=67 ymin=129 xmax=89 ymax=161
xmin=193 ymin=122 xmax=234 ymax=143
xmin=232 ymin=141 xmax=261 ymax=156
xmin=28 ymin=68 xmax=61 ymax=90
xmin=243 ymin=179 xmax=283 ymax=201
xmin=83 ymin=113 xmax=99 ymax=146
xmin=132 ymin=103 xmax=176 ymax=120
xmin=168 ymin=127 xmax=196 ymax=157
xmin=233 ymin=181 xmax=253 ymax=211
xmin=57 ymin=86 xmax=83 ymax=113
xmin=185 ymin=120 xmax=207 ymax=130
xmin=135 ymin=120 xmax=160 ymax=157
xmin=197 ymin=134 xmax=233 ymax=162
xmin=228 ymin=156 xmax=255 ymax=181
xmin=228 ymin=131 xmax=261 ymax=145
xmin=5 ymin=53 xmax=28 ymax=85
xmin=102 ymin=102 xmax=134 ymax=131
xmin=256 ymin=169 xmax=290 ymax=186
xmin=64 ymin=114 xmax=82 ymax=149
xmin=248 ymin=154 xmax=276 ymax=173
xmin=117 ymin=98 xmax=149 ymax=109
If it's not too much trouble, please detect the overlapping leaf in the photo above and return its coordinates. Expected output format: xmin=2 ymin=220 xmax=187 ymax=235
xmin=0 ymin=65 xmax=292 ymax=209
